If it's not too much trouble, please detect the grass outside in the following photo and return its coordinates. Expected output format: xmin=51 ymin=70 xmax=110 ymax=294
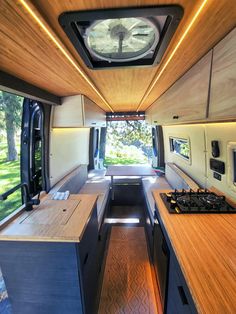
xmin=104 ymin=156 xmax=148 ymax=166
xmin=0 ymin=142 xmax=21 ymax=222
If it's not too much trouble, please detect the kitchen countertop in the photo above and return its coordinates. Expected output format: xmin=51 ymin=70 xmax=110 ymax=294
xmin=152 ymin=189 xmax=236 ymax=314
xmin=0 ymin=194 xmax=97 ymax=242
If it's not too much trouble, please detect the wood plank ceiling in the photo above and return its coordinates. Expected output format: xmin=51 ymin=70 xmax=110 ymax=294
xmin=0 ymin=0 xmax=236 ymax=112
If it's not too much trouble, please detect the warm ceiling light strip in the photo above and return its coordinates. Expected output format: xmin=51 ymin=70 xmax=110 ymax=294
xmin=136 ymin=0 xmax=209 ymax=112
xmin=18 ymin=0 xmax=114 ymax=112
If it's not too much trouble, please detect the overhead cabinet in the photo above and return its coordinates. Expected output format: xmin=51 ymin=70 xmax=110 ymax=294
xmin=52 ymin=95 xmax=106 ymax=128
xmin=148 ymin=52 xmax=211 ymax=125
xmin=209 ymin=28 xmax=236 ymax=120
xmin=146 ymin=27 xmax=236 ymax=125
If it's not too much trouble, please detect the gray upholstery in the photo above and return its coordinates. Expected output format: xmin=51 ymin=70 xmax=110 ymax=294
xmin=79 ymin=180 xmax=110 ymax=228
xmin=165 ymin=163 xmax=199 ymax=190
xmin=49 ymin=166 xmax=110 ymax=229
xmin=87 ymin=169 xmax=107 ymax=181
xmin=50 ymin=165 xmax=88 ymax=194
xmin=142 ymin=176 xmax=171 ymax=224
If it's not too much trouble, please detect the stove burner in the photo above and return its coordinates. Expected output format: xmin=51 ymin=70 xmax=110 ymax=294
xmin=160 ymin=190 xmax=236 ymax=214
xmin=176 ymin=195 xmax=195 ymax=207
xmin=200 ymin=194 xmax=225 ymax=207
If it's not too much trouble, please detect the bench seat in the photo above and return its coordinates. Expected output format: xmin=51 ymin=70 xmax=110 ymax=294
xmin=79 ymin=179 xmax=110 ymax=229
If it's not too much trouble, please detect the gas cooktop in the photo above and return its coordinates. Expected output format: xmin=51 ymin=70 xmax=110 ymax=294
xmin=161 ymin=189 xmax=236 ymax=214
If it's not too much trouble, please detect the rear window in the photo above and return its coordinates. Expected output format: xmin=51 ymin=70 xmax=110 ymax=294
xmin=169 ymin=137 xmax=190 ymax=160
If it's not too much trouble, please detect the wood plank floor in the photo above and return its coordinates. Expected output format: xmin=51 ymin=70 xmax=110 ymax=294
xmin=98 ymin=226 xmax=158 ymax=314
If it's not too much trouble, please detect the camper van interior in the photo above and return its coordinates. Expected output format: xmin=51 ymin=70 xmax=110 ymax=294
xmin=0 ymin=1 xmax=236 ymax=313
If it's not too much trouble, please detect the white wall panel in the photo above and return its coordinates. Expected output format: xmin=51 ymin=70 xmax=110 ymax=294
xmin=49 ymin=128 xmax=90 ymax=187
xmin=205 ymin=123 xmax=236 ymax=199
xmin=163 ymin=123 xmax=236 ymax=200
xmin=163 ymin=124 xmax=207 ymax=187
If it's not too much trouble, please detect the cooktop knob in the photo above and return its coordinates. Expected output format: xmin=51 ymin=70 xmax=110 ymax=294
xmin=170 ymin=200 xmax=177 ymax=209
xmin=166 ymin=193 xmax=172 ymax=202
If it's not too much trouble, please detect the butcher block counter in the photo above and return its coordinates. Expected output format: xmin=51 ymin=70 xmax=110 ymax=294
xmin=0 ymin=193 xmax=101 ymax=314
xmin=152 ymin=190 xmax=236 ymax=314
xmin=0 ymin=194 xmax=98 ymax=242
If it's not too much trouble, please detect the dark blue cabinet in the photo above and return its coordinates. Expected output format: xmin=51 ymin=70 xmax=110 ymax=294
xmin=0 ymin=205 xmax=101 ymax=314
xmin=167 ymin=252 xmax=196 ymax=314
xmin=153 ymin=208 xmax=197 ymax=314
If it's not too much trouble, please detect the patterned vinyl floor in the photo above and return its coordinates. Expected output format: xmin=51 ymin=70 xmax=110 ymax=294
xmin=98 ymin=226 xmax=158 ymax=314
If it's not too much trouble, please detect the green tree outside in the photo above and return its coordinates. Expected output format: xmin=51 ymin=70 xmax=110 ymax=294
xmin=105 ymin=120 xmax=152 ymax=165
xmin=0 ymin=91 xmax=23 ymax=221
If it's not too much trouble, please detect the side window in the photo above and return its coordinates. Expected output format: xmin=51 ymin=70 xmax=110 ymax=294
xmin=0 ymin=94 xmax=46 ymax=222
xmin=30 ymin=104 xmax=44 ymax=193
xmin=227 ymin=142 xmax=236 ymax=191
xmin=0 ymin=90 xmax=23 ymax=221
xmin=94 ymin=129 xmax=99 ymax=158
xmin=152 ymin=127 xmax=158 ymax=157
xmin=152 ymin=126 xmax=164 ymax=168
xmin=169 ymin=137 xmax=190 ymax=160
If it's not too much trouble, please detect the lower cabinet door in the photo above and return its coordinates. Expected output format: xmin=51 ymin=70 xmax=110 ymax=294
xmin=78 ymin=206 xmax=99 ymax=314
xmin=81 ymin=247 xmax=99 ymax=314
xmin=167 ymin=256 xmax=193 ymax=314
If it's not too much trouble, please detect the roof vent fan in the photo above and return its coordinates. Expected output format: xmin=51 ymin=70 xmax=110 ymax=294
xmin=59 ymin=6 xmax=183 ymax=69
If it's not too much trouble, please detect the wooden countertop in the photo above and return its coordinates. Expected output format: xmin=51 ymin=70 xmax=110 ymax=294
xmin=0 ymin=194 xmax=97 ymax=242
xmin=152 ymin=190 xmax=236 ymax=314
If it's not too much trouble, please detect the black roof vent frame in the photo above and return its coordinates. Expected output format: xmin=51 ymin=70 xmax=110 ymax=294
xmin=59 ymin=6 xmax=184 ymax=70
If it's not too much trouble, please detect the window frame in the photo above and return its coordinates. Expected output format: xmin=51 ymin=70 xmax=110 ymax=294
xmin=169 ymin=136 xmax=191 ymax=162
xmin=227 ymin=142 xmax=236 ymax=191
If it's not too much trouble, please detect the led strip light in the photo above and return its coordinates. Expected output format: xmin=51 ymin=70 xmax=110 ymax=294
xmin=136 ymin=0 xmax=209 ymax=112
xmin=19 ymin=0 xmax=114 ymax=112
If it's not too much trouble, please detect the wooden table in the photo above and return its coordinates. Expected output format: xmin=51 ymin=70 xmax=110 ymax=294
xmin=106 ymin=165 xmax=156 ymax=199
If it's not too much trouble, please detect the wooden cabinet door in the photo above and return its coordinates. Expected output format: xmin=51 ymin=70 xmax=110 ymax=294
xmin=149 ymin=52 xmax=212 ymax=125
xmin=209 ymin=28 xmax=236 ymax=119
xmin=83 ymin=96 xmax=106 ymax=127
xmin=52 ymin=95 xmax=84 ymax=127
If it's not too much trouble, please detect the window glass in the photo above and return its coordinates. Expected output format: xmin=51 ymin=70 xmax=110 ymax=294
xmin=170 ymin=137 xmax=190 ymax=160
xmin=105 ymin=120 xmax=152 ymax=165
xmin=30 ymin=104 xmax=44 ymax=194
xmin=94 ymin=129 xmax=99 ymax=158
xmin=233 ymin=150 xmax=236 ymax=185
xmin=0 ymin=91 xmax=23 ymax=221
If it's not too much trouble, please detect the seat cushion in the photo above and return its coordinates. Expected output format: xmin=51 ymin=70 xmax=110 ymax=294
xmin=79 ymin=180 xmax=110 ymax=228
xmin=142 ymin=176 xmax=171 ymax=223
xmin=88 ymin=169 xmax=107 ymax=182
xmin=49 ymin=165 xmax=88 ymax=194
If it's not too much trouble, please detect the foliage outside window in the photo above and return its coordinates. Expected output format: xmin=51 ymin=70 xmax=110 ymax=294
xmin=105 ymin=120 xmax=152 ymax=165
xmin=169 ymin=137 xmax=190 ymax=160
xmin=0 ymin=91 xmax=23 ymax=221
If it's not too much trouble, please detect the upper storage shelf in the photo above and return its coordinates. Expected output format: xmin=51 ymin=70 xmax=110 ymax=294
xmin=147 ymin=51 xmax=211 ymax=125
xmin=209 ymin=28 xmax=236 ymax=120
xmin=146 ymin=27 xmax=236 ymax=125
xmin=52 ymin=95 xmax=106 ymax=128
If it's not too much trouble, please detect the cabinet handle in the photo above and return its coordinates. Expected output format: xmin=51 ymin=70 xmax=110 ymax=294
xmin=83 ymin=253 xmax=89 ymax=265
xmin=178 ymin=286 xmax=188 ymax=305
